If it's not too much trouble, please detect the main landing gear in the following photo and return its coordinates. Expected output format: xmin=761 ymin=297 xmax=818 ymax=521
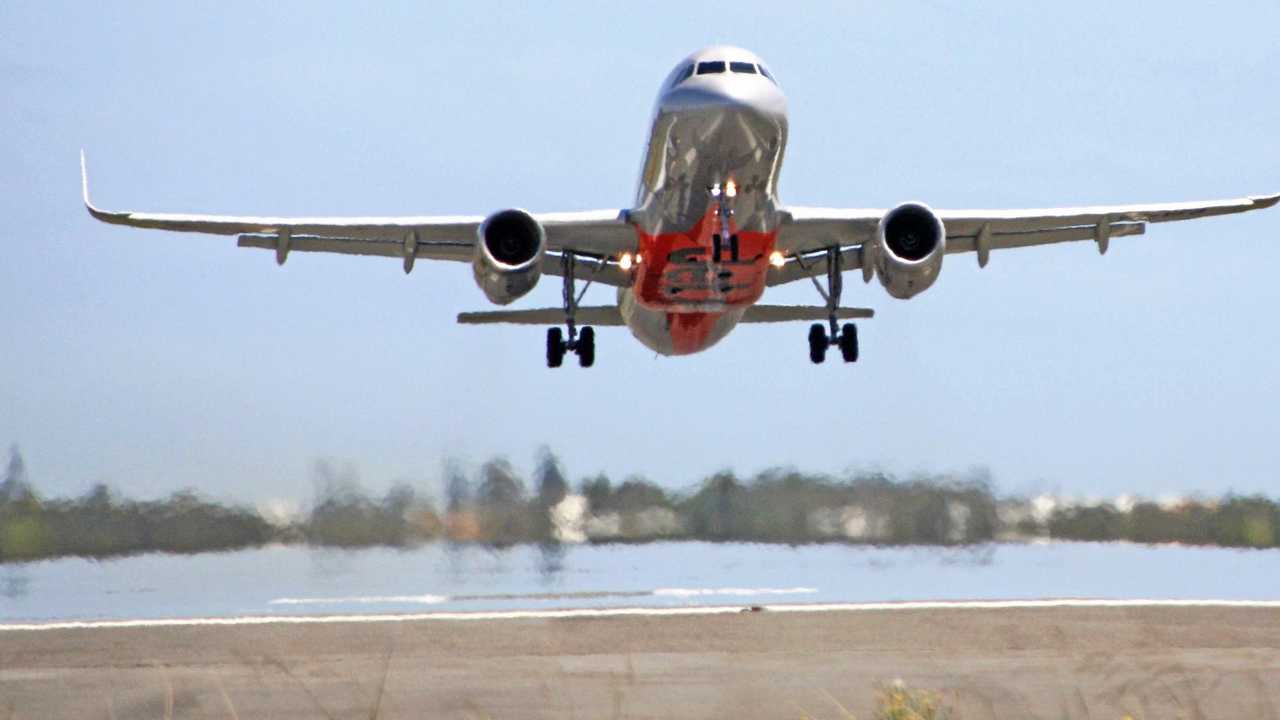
xmin=806 ymin=247 xmax=859 ymax=365
xmin=808 ymin=322 xmax=858 ymax=364
xmin=546 ymin=253 xmax=595 ymax=368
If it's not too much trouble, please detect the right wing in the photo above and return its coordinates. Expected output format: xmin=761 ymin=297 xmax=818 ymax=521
xmin=770 ymin=192 xmax=1280 ymax=286
xmin=81 ymin=152 xmax=635 ymax=286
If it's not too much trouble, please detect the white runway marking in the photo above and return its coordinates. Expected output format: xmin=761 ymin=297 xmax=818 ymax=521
xmin=3 ymin=598 xmax=1280 ymax=633
xmin=267 ymin=586 xmax=817 ymax=606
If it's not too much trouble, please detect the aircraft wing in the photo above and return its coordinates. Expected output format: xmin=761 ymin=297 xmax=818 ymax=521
xmin=770 ymin=192 xmax=1279 ymax=286
xmin=80 ymin=153 xmax=635 ymax=286
xmin=458 ymin=306 xmax=627 ymax=326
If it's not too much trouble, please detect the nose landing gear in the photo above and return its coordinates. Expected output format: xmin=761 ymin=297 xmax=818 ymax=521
xmin=806 ymin=247 xmax=860 ymax=365
xmin=709 ymin=182 xmax=741 ymax=266
xmin=546 ymin=253 xmax=596 ymax=368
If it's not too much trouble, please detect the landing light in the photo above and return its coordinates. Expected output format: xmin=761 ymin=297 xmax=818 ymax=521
xmin=725 ymin=179 xmax=737 ymax=198
xmin=636 ymin=253 xmax=644 ymax=264
xmin=769 ymin=250 xmax=785 ymax=268
xmin=619 ymin=252 xmax=635 ymax=271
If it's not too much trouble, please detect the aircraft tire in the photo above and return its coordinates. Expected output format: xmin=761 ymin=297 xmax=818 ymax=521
xmin=547 ymin=327 xmax=565 ymax=368
xmin=578 ymin=326 xmax=595 ymax=368
xmin=839 ymin=323 xmax=859 ymax=363
xmin=808 ymin=323 xmax=827 ymax=364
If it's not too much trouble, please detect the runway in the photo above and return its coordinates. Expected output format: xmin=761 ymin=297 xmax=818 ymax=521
xmin=2 ymin=602 xmax=1278 ymax=719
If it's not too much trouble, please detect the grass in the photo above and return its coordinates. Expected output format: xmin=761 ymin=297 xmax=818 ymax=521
xmin=799 ymin=681 xmax=949 ymax=720
xmin=874 ymin=681 xmax=947 ymax=720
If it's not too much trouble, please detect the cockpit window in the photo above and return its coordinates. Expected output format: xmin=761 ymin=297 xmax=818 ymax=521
xmin=696 ymin=61 xmax=726 ymax=75
xmin=729 ymin=61 xmax=756 ymax=74
xmin=758 ymin=65 xmax=777 ymax=83
xmin=673 ymin=63 xmax=694 ymax=86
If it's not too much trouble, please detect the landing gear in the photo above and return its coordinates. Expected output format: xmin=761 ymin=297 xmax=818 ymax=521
xmin=808 ymin=323 xmax=827 ymax=364
xmin=806 ymin=248 xmax=860 ymax=365
xmin=709 ymin=182 xmax=741 ymax=266
xmin=546 ymin=253 xmax=596 ymax=368
xmin=838 ymin=323 xmax=859 ymax=363
xmin=712 ymin=233 xmax=741 ymax=263
xmin=546 ymin=327 xmax=565 ymax=368
xmin=578 ymin=326 xmax=595 ymax=368
xmin=546 ymin=325 xmax=594 ymax=368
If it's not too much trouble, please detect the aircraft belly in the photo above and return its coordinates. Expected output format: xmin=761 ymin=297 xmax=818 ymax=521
xmin=629 ymin=102 xmax=787 ymax=323
xmin=618 ymin=287 xmax=745 ymax=356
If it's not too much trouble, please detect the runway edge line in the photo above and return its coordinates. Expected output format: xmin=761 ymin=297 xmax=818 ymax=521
xmin=4 ymin=598 xmax=1280 ymax=632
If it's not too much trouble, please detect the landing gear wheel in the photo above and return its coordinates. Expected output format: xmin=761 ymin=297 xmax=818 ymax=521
xmin=838 ymin=323 xmax=859 ymax=363
xmin=808 ymin=323 xmax=828 ymax=364
xmin=550 ymin=252 xmax=602 ymax=368
xmin=577 ymin=326 xmax=595 ymax=368
xmin=546 ymin=327 xmax=565 ymax=368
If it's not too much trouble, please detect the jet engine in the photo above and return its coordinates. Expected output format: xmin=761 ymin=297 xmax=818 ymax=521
xmin=871 ymin=202 xmax=946 ymax=299
xmin=472 ymin=209 xmax=546 ymax=305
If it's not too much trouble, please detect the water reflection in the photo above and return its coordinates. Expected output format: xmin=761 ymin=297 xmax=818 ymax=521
xmin=537 ymin=542 xmax=566 ymax=580
xmin=306 ymin=546 xmax=360 ymax=580
xmin=1 ymin=568 xmax=30 ymax=599
xmin=3 ymin=542 xmax=1277 ymax=623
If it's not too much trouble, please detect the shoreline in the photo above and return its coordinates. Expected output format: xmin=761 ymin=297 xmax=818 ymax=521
xmin=4 ymin=533 xmax=1279 ymax=569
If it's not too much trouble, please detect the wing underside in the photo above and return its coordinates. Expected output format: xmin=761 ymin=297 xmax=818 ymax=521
xmin=81 ymin=152 xmax=635 ymax=287
xmin=769 ymin=193 xmax=1278 ymax=286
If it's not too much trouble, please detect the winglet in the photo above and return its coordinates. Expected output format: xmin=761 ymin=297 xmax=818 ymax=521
xmin=80 ymin=150 xmax=123 ymax=223
xmin=1251 ymin=192 xmax=1280 ymax=210
xmin=80 ymin=149 xmax=92 ymax=209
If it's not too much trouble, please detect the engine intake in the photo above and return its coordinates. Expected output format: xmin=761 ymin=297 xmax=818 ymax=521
xmin=873 ymin=202 xmax=945 ymax=299
xmin=473 ymin=208 xmax=545 ymax=305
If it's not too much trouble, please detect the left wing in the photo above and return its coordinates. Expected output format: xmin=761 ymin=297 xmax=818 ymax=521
xmin=769 ymin=192 xmax=1280 ymax=286
xmin=81 ymin=152 xmax=634 ymax=286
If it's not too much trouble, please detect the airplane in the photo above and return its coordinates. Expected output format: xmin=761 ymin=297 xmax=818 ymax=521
xmin=82 ymin=46 xmax=1278 ymax=368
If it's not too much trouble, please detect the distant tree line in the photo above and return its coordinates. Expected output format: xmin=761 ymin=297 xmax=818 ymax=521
xmin=1047 ymin=498 xmax=1280 ymax=548
xmin=0 ymin=448 xmax=274 ymax=561
xmin=1 ymin=445 xmax=1278 ymax=563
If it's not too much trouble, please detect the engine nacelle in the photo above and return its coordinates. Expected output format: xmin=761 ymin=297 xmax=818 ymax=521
xmin=472 ymin=208 xmax=546 ymax=305
xmin=872 ymin=202 xmax=946 ymax=299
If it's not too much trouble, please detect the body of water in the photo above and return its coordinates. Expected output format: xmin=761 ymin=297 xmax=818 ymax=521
xmin=2 ymin=541 xmax=1278 ymax=623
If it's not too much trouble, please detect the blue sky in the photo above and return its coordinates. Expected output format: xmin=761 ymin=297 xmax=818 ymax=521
xmin=2 ymin=1 xmax=1278 ymax=503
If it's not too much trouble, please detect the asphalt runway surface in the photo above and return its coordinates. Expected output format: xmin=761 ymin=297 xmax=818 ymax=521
xmin=2 ymin=602 xmax=1278 ymax=719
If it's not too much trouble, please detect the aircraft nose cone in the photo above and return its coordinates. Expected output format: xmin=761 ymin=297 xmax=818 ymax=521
xmin=660 ymin=82 xmax=787 ymax=124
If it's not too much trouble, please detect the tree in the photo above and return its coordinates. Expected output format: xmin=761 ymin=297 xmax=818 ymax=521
xmin=477 ymin=459 xmax=525 ymax=508
xmin=476 ymin=458 xmax=529 ymax=544
xmin=534 ymin=447 xmax=568 ymax=509
xmin=681 ymin=471 xmax=745 ymax=540
xmin=580 ymin=473 xmax=612 ymax=513
xmin=444 ymin=460 xmax=471 ymax=513
xmin=0 ymin=446 xmax=35 ymax=505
